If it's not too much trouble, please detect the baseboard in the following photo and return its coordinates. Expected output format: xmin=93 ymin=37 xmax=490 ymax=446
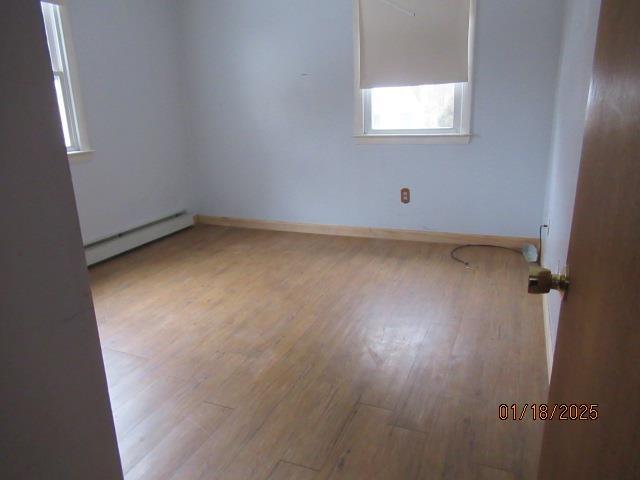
xmin=196 ymin=215 xmax=537 ymax=249
xmin=542 ymin=295 xmax=553 ymax=382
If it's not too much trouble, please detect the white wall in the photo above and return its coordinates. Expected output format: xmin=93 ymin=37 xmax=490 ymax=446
xmin=542 ymin=0 xmax=601 ymax=356
xmin=180 ymin=0 xmax=565 ymax=238
xmin=65 ymin=0 xmax=193 ymax=244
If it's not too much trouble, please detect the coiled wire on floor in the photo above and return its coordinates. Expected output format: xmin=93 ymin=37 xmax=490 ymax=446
xmin=450 ymin=244 xmax=523 ymax=268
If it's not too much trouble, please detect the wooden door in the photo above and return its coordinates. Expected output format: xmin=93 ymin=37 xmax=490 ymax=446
xmin=538 ymin=0 xmax=640 ymax=478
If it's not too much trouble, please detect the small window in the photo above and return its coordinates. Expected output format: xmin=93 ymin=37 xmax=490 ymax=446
xmin=41 ymin=1 xmax=89 ymax=154
xmin=357 ymin=81 xmax=472 ymax=143
xmin=354 ymin=0 xmax=475 ymax=144
xmin=364 ymin=83 xmax=464 ymax=135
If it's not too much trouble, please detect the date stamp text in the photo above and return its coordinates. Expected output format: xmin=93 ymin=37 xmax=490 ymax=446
xmin=498 ymin=403 xmax=599 ymax=421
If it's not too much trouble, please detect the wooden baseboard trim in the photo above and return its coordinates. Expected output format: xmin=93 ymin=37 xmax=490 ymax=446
xmin=196 ymin=215 xmax=537 ymax=249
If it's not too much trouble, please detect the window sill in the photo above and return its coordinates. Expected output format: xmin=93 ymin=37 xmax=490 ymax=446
xmin=354 ymin=134 xmax=471 ymax=145
xmin=68 ymin=149 xmax=94 ymax=163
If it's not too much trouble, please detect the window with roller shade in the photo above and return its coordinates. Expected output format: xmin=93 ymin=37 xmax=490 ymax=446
xmin=354 ymin=0 xmax=474 ymax=141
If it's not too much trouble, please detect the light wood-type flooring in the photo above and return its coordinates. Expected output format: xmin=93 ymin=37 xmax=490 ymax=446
xmin=91 ymin=225 xmax=548 ymax=480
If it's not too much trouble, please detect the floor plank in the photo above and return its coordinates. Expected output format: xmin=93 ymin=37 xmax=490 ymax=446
xmin=90 ymin=225 xmax=547 ymax=480
xmin=267 ymin=461 xmax=317 ymax=480
xmin=126 ymin=402 xmax=231 ymax=480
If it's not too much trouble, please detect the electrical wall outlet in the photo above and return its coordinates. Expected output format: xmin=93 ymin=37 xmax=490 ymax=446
xmin=401 ymin=188 xmax=410 ymax=204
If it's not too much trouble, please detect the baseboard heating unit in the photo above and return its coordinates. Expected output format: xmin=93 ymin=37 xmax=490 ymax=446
xmin=84 ymin=212 xmax=194 ymax=266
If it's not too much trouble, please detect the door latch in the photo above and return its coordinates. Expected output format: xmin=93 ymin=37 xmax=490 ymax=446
xmin=528 ymin=266 xmax=570 ymax=294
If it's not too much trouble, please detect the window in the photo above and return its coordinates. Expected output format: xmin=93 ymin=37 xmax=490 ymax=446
xmin=354 ymin=0 xmax=475 ymax=144
xmin=357 ymin=82 xmax=472 ymax=145
xmin=364 ymin=83 xmax=464 ymax=135
xmin=41 ymin=1 xmax=89 ymax=155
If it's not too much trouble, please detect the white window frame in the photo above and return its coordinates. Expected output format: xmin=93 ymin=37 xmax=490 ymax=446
xmin=41 ymin=0 xmax=92 ymax=160
xmin=353 ymin=0 xmax=476 ymax=145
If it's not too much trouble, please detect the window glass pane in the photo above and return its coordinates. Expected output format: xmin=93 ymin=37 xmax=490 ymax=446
xmin=371 ymin=84 xmax=455 ymax=130
xmin=53 ymin=75 xmax=72 ymax=148
xmin=41 ymin=3 xmax=64 ymax=72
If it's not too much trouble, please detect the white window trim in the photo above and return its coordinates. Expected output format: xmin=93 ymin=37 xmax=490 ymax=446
xmin=42 ymin=0 xmax=92 ymax=160
xmin=352 ymin=0 xmax=476 ymax=145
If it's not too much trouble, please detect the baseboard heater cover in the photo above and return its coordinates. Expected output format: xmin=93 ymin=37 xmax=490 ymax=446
xmin=84 ymin=212 xmax=194 ymax=266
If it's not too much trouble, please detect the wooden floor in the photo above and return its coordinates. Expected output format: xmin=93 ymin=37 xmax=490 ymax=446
xmin=91 ymin=225 xmax=548 ymax=480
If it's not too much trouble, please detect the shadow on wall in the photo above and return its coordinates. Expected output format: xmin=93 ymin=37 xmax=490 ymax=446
xmin=541 ymin=0 xmax=602 ymax=367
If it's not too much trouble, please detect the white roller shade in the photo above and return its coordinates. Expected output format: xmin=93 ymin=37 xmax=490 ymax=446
xmin=357 ymin=0 xmax=471 ymax=89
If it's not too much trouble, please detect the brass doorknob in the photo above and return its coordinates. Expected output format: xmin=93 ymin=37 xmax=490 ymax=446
xmin=528 ymin=266 xmax=570 ymax=294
